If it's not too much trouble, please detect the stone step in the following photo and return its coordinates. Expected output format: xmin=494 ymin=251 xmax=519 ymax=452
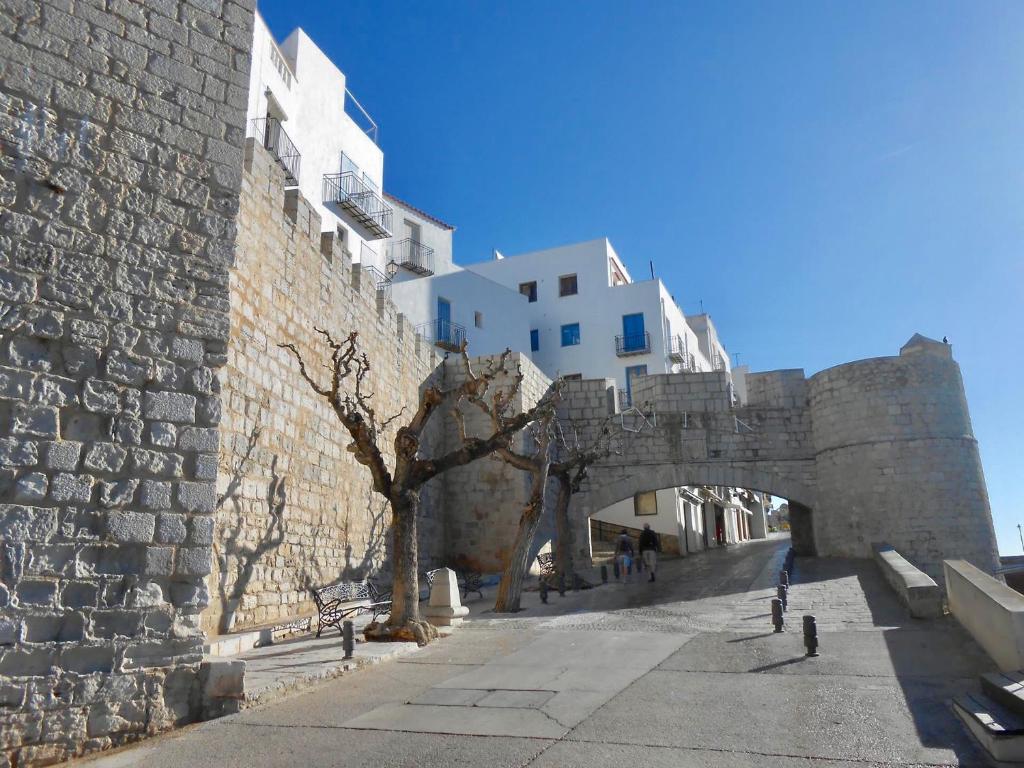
xmin=981 ymin=671 xmax=1024 ymax=719
xmin=953 ymin=693 xmax=1024 ymax=762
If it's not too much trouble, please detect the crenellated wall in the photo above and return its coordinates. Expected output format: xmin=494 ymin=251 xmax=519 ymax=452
xmin=206 ymin=139 xmax=447 ymax=635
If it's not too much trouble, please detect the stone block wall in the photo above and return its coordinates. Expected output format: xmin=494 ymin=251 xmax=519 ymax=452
xmin=0 ymin=0 xmax=253 ymax=763
xmin=206 ymin=140 xmax=445 ymax=635
xmin=809 ymin=346 xmax=999 ymax=581
xmin=745 ymin=369 xmax=808 ymax=409
xmin=440 ymin=353 xmax=557 ymax=573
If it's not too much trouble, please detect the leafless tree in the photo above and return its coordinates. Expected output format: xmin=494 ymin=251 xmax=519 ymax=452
xmin=281 ymin=329 xmax=558 ymax=642
xmin=549 ymin=415 xmax=620 ymax=584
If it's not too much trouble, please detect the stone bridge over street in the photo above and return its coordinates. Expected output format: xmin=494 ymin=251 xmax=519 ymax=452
xmin=558 ymin=334 xmax=999 ymax=583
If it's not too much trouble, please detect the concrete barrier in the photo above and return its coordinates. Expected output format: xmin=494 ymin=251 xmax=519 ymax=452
xmin=945 ymin=559 xmax=1024 ymax=672
xmin=873 ymin=544 xmax=943 ymax=618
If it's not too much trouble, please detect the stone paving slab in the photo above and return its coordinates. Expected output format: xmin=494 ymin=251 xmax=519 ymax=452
xmin=236 ymin=633 xmax=421 ymax=707
xmin=343 ymin=701 xmax=568 ymax=738
xmin=566 ymin=667 xmax=988 ymax=765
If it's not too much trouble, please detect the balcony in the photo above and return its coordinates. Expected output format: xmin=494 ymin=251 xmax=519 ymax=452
xmin=668 ymin=335 xmax=690 ymax=367
xmin=416 ymin=319 xmax=466 ymax=353
xmin=323 ymin=172 xmax=393 ymax=239
xmin=360 ymin=263 xmax=391 ymax=301
xmin=615 ymin=332 xmax=651 ymax=356
xmin=617 ymin=388 xmax=631 ymax=410
xmin=388 ymin=238 xmax=434 ymax=277
xmin=252 ymin=117 xmax=300 ymax=185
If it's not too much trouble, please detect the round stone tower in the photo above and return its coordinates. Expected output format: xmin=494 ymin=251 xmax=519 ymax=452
xmin=808 ymin=334 xmax=998 ymax=581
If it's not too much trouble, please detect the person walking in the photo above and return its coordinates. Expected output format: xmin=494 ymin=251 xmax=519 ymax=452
xmin=614 ymin=529 xmax=635 ymax=582
xmin=638 ymin=523 xmax=661 ymax=582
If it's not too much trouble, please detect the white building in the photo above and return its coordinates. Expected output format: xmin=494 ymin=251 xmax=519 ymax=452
xmin=246 ymin=14 xmax=527 ymax=354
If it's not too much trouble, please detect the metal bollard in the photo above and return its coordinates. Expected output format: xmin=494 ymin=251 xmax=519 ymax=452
xmin=558 ymin=574 xmax=566 ymax=597
xmin=779 ymin=569 xmax=789 ymax=587
xmin=803 ymin=615 xmax=819 ymax=657
xmin=540 ymin=580 xmax=549 ymax=604
xmin=613 ymin=560 xmax=620 ymax=580
xmin=771 ymin=598 xmax=785 ymax=632
xmin=601 ymin=564 xmax=608 ymax=584
xmin=342 ymin=620 xmax=354 ymax=659
xmin=777 ymin=583 xmax=788 ymax=611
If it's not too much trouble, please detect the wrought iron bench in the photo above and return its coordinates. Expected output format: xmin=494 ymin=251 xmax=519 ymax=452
xmin=311 ymin=581 xmax=391 ymax=638
xmin=458 ymin=569 xmax=483 ymax=600
xmin=420 ymin=568 xmax=442 ymax=602
xmin=536 ymin=552 xmax=557 ymax=586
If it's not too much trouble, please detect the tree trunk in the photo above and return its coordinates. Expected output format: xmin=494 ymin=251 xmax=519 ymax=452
xmin=553 ymin=472 xmax=574 ymax=584
xmin=494 ymin=467 xmax=550 ymax=613
xmin=387 ymin=490 xmax=420 ymax=627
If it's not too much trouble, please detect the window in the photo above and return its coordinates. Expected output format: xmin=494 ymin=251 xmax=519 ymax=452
xmin=530 ymin=329 xmax=539 ymax=352
xmin=474 ymin=311 xmax=483 ymax=328
xmin=563 ymin=373 xmax=582 ymax=381
xmin=519 ymin=281 xmax=537 ymax=302
xmin=560 ymin=323 xmax=580 ymax=347
xmin=634 ymin=490 xmax=658 ymax=516
xmin=559 ymin=274 xmax=578 ymax=297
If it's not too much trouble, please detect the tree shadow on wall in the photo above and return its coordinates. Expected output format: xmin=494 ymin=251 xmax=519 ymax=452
xmin=215 ymin=423 xmax=288 ymax=635
xmin=295 ymin=485 xmax=390 ymax=595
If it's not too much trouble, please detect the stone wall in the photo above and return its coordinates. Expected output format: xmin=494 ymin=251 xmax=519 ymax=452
xmin=0 ymin=0 xmax=253 ymax=763
xmin=440 ymin=353 xmax=556 ymax=573
xmin=809 ymin=342 xmax=999 ymax=581
xmin=206 ymin=139 xmax=445 ymax=635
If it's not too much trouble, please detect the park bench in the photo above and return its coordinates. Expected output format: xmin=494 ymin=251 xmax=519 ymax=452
xmin=536 ymin=552 xmax=557 ymax=586
xmin=311 ymin=581 xmax=391 ymax=638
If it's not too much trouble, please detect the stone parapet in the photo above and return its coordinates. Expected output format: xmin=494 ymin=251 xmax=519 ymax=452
xmin=873 ymin=544 xmax=943 ymax=618
xmin=946 ymin=559 xmax=1024 ymax=672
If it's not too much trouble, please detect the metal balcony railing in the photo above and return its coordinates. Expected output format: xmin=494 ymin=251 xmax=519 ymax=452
xmin=323 ymin=172 xmax=393 ymax=239
xmin=669 ymin=335 xmax=690 ymax=367
xmin=416 ymin=319 xmax=466 ymax=352
xmin=388 ymin=238 xmax=434 ymax=276
xmin=360 ymin=263 xmax=391 ymax=301
xmin=252 ymin=117 xmax=300 ymax=185
xmin=615 ymin=331 xmax=651 ymax=356
xmin=617 ymin=388 xmax=631 ymax=410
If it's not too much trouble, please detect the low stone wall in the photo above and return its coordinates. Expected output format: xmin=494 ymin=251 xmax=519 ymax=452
xmin=873 ymin=544 xmax=942 ymax=618
xmin=945 ymin=559 xmax=1024 ymax=671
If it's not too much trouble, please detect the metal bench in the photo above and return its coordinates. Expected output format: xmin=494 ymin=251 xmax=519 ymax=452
xmin=420 ymin=568 xmax=442 ymax=602
xmin=458 ymin=569 xmax=483 ymax=600
xmin=311 ymin=580 xmax=391 ymax=638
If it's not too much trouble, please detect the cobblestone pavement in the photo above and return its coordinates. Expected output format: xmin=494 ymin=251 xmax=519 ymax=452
xmin=82 ymin=535 xmax=998 ymax=767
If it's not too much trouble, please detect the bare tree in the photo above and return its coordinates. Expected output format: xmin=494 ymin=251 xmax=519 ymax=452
xmin=281 ymin=330 xmax=556 ymax=643
xmin=489 ymin=412 xmax=557 ymax=612
xmin=549 ymin=415 xmax=620 ymax=584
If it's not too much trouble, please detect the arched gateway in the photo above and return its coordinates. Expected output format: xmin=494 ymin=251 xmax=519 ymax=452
xmin=559 ymin=334 xmax=999 ymax=583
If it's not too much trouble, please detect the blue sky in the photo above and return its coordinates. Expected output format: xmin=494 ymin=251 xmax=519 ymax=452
xmin=258 ymin=1 xmax=1023 ymax=553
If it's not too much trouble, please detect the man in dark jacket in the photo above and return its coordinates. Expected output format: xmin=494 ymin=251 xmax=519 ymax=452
xmin=638 ymin=523 xmax=661 ymax=582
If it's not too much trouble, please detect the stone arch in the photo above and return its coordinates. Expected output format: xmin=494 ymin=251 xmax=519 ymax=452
xmin=573 ymin=459 xmax=819 ymax=561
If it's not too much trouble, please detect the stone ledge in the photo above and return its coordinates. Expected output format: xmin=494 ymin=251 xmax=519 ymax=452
xmin=873 ymin=543 xmax=943 ymax=618
xmin=946 ymin=559 xmax=1024 ymax=671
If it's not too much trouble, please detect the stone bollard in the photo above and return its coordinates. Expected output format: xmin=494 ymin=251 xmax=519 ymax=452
xmin=342 ymin=620 xmax=354 ymax=659
xmin=777 ymin=584 xmax=788 ymax=612
xmin=771 ymin=598 xmax=785 ymax=632
xmin=779 ymin=569 xmax=789 ymax=587
xmin=803 ymin=615 xmax=819 ymax=657
xmin=424 ymin=567 xmax=470 ymax=627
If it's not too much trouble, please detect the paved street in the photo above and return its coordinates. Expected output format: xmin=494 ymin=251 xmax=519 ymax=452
xmin=82 ymin=536 xmax=997 ymax=767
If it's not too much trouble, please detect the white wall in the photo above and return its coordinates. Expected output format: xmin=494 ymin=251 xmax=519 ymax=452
xmin=385 ymin=196 xmax=456 ymax=280
xmin=591 ymin=489 xmax=682 ymax=539
xmin=389 ymin=269 xmax=529 ymax=355
xmin=247 ymin=20 xmax=392 ymax=273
